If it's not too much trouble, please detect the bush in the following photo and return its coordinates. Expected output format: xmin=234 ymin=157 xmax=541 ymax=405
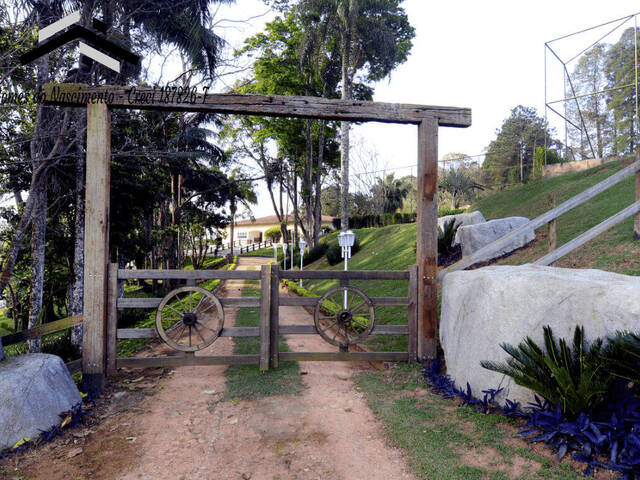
xmin=331 ymin=213 xmax=416 ymax=230
xmin=481 ymin=325 xmax=611 ymax=418
xmin=264 ymin=226 xmax=282 ymax=242
xmin=305 ymin=242 xmax=328 ymax=265
xmin=326 ymin=238 xmax=360 ymax=266
xmin=438 ymin=207 xmax=465 ymax=217
xmin=437 ymin=219 xmax=459 ymax=258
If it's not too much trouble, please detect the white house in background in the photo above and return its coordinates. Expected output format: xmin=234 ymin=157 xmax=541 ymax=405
xmin=226 ymin=214 xmax=335 ymax=245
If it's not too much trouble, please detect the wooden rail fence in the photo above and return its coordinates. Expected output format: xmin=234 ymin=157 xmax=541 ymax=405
xmin=0 ymin=315 xmax=84 ymax=373
xmin=439 ymin=158 xmax=640 ymax=279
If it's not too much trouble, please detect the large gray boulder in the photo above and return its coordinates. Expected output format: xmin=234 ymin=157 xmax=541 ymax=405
xmin=440 ymin=265 xmax=640 ymax=406
xmin=455 ymin=216 xmax=534 ymax=262
xmin=438 ymin=211 xmax=485 ymax=234
xmin=0 ymin=354 xmax=81 ymax=451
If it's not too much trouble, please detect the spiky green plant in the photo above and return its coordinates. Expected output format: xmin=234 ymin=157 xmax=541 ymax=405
xmin=481 ymin=326 xmax=611 ymax=418
xmin=437 ymin=219 xmax=459 ymax=257
xmin=604 ymin=331 xmax=640 ymax=384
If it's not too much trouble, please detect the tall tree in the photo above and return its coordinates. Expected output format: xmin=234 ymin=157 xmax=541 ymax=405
xmin=483 ymin=106 xmax=556 ymax=187
xmin=294 ymin=0 xmax=414 ymax=231
xmin=606 ymin=27 xmax=640 ymax=156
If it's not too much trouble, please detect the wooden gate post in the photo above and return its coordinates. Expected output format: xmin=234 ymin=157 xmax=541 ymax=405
xmin=416 ymin=117 xmax=438 ymax=362
xmin=408 ymin=265 xmax=418 ymax=362
xmin=259 ymin=264 xmax=271 ymax=371
xmin=82 ymin=102 xmax=111 ymax=392
xmin=635 ymin=150 xmax=640 ymax=240
xmin=106 ymin=263 xmax=118 ymax=376
xmin=269 ymin=264 xmax=280 ymax=368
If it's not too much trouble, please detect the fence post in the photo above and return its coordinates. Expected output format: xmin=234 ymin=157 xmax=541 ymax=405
xmin=82 ymin=102 xmax=111 ymax=393
xmin=269 ymin=264 xmax=280 ymax=368
xmin=416 ymin=117 xmax=438 ymax=362
xmin=106 ymin=263 xmax=118 ymax=376
xmin=259 ymin=264 xmax=271 ymax=371
xmin=548 ymin=193 xmax=557 ymax=253
xmin=635 ymin=150 xmax=640 ymax=240
xmin=408 ymin=265 xmax=418 ymax=362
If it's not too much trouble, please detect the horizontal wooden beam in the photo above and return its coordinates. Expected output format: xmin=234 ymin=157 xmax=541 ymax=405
xmin=278 ymin=324 xmax=408 ymax=335
xmin=279 ymin=296 xmax=409 ymax=307
xmin=280 ymin=270 xmax=410 ymax=280
xmin=534 ymin=201 xmax=640 ymax=266
xmin=278 ymin=351 xmax=409 ymax=362
xmin=118 ymin=269 xmax=261 ymax=280
xmin=117 ymin=354 xmax=260 ymax=368
xmin=117 ymin=326 xmax=260 ymax=339
xmin=42 ymin=83 xmax=471 ymax=127
xmin=117 ymin=297 xmax=259 ymax=309
xmin=1 ymin=315 xmax=83 ymax=346
xmin=438 ymin=160 xmax=640 ymax=280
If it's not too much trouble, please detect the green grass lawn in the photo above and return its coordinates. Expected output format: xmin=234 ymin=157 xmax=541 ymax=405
xmin=224 ymin=273 xmax=303 ymax=401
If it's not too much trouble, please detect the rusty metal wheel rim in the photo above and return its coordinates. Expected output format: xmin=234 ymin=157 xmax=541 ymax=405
xmin=313 ymin=286 xmax=375 ymax=347
xmin=155 ymin=286 xmax=224 ymax=352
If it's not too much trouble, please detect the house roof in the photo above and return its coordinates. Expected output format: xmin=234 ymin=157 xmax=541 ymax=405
xmin=234 ymin=214 xmax=335 ymax=227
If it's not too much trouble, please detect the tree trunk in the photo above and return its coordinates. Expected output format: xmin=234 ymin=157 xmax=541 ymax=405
xmin=303 ymin=119 xmax=314 ymax=247
xmin=27 ymin=183 xmax=47 ymax=353
xmin=339 ymin=7 xmax=353 ymax=232
xmin=313 ymin=121 xmax=326 ymax=247
xmin=71 ymin=110 xmax=85 ymax=350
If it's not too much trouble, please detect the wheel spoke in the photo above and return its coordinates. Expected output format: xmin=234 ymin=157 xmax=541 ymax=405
xmin=343 ymin=323 xmax=351 ymax=342
xmin=348 ymin=291 xmax=356 ymax=309
xmin=352 ymin=318 xmax=368 ymax=329
xmin=165 ymin=305 xmax=184 ymax=318
xmin=193 ymin=324 xmax=207 ymax=344
xmin=194 ymin=294 xmax=207 ymax=313
xmin=189 ymin=292 xmax=193 ymax=312
xmin=351 ymin=301 xmax=366 ymax=314
xmin=318 ymin=314 xmax=336 ymax=321
xmin=318 ymin=319 xmax=338 ymax=333
xmin=196 ymin=321 xmax=218 ymax=334
xmin=172 ymin=322 xmax=187 ymax=342
xmin=188 ymin=325 xmax=192 ymax=347
xmin=174 ymin=294 xmax=189 ymax=314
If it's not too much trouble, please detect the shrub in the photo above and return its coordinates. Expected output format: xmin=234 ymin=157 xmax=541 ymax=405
xmin=438 ymin=207 xmax=465 ymax=217
xmin=326 ymin=238 xmax=360 ymax=266
xmin=481 ymin=325 xmax=611 ymax=418
xmin=264 ymin=226 xmax=282 ymax=242
xmin=305 ymin=242 xmax=328 ymax=265
xmin=437 ymin=219 xmax=459 ymax=257
xmin=331 ymin=213 xmax=416 ymax=230
xmin=604 ymin=331 xmax=640 ymax=384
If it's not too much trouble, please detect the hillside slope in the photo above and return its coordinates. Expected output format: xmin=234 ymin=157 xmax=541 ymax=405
xmin=473 ymin=155 xmax=640 ymax=275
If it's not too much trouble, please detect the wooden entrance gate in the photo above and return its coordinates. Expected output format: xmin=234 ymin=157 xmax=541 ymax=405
xmin=41 ymin=82 xmax=470 ymax=390
xmin=107 ymin=265 xmax=418 ymax=373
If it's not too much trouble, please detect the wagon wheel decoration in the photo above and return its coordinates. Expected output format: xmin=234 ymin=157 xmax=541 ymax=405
xmin=313 ymin=286 xmax=375 ymax=348
xmin=155 ymin=286 xmax=224 ymax=352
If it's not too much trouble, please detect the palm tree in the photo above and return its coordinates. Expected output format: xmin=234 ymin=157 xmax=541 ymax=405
xmin=440 ymin=168 xmax=485 ymax=209
xmin=295 ymin=0 xmax=415 ymax=230
xmin=372 ymin=173 xmax=410 ymax=214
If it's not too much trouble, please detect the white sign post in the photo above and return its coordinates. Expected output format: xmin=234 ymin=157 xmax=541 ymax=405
xmin=298 ymin=239 xmax=307 ymax=287
xmin=337 ymin=230 xmax=355 ymax=309
xmin=282 ymin=242 xmax=288 ymax=269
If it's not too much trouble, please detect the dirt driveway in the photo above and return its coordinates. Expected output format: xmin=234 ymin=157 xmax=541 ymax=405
xmin=6 ymin=257 xmax=414 ymax=480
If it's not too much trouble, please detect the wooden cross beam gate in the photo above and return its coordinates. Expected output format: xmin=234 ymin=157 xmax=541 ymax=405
xmin=41 ymin=83 xmax=471 ymax=392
